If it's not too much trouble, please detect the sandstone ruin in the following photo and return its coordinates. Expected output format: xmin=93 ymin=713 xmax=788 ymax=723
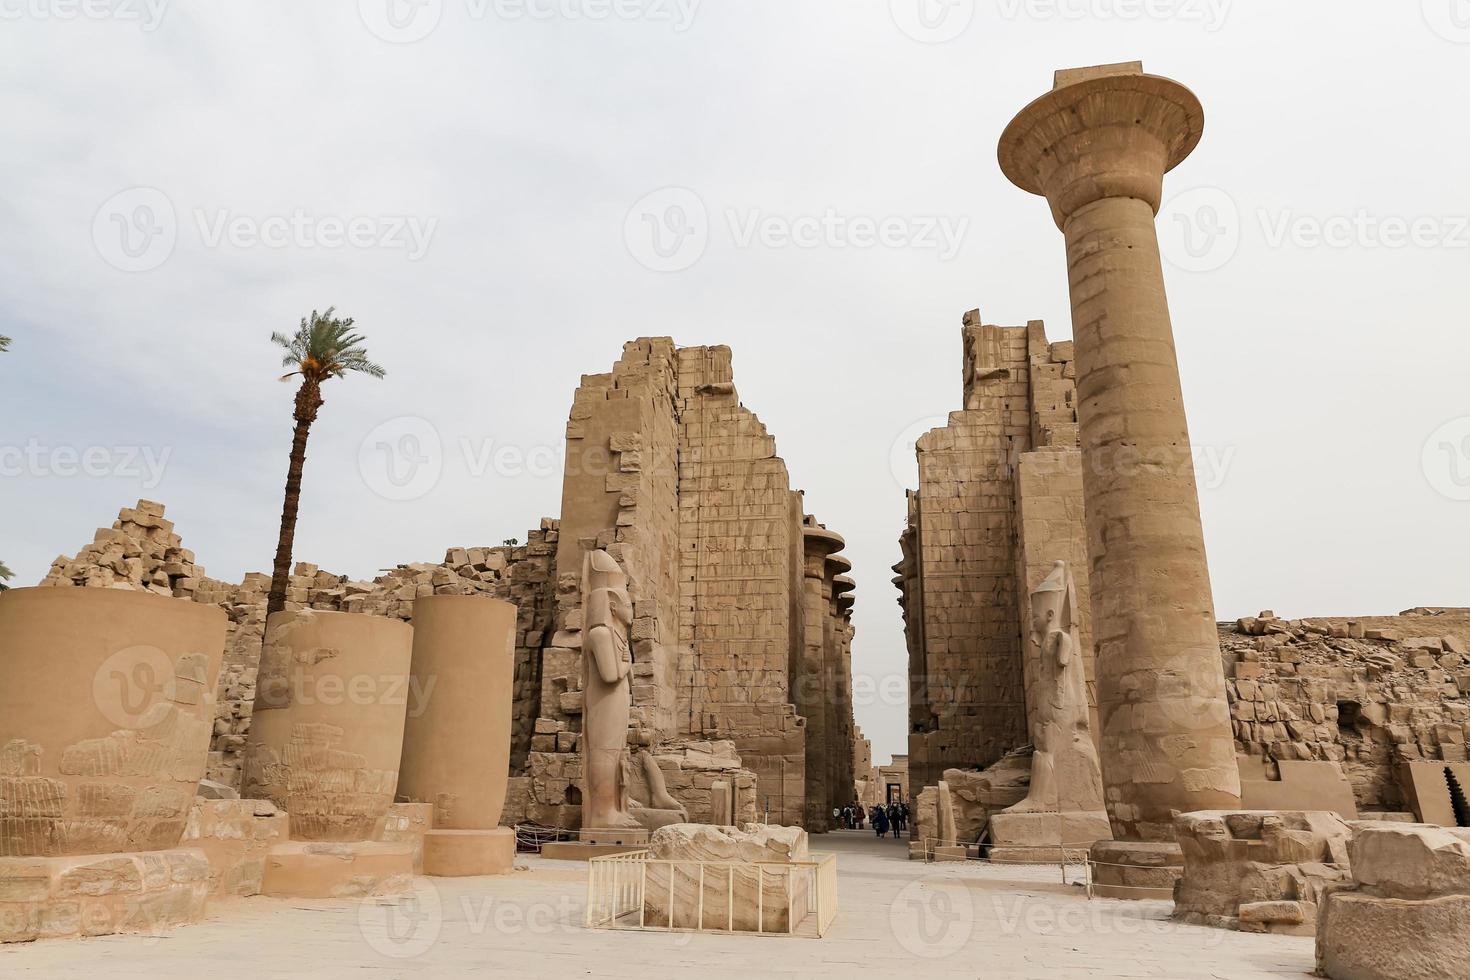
xmin=6 ymin=49 xmax=1465 ymax=980
xmin=30 ymin=338 xmax=860 ymax=848
xmin=895 ymin=69 xmax=1470 ymax=954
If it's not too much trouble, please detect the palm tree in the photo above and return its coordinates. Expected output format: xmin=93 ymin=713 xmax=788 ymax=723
xmin=266 ymin=308 xmax=385 ymax=615
xmin=0 ymin=336 xmax=10 ymax=352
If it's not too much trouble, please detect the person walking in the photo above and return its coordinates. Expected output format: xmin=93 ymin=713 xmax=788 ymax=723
xmin=871 ymin=803 xmax=889 ymax=838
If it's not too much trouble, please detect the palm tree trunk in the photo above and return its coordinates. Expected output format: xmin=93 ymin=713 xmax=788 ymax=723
xmin=266 ymin=381 xmax=322 ymax=616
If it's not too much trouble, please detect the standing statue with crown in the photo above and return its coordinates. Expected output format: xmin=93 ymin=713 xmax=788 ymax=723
xmin=579 ymin=548 xmax=645 ymax=842
xmin=988 ymin=560 xmax=1113 ymax=860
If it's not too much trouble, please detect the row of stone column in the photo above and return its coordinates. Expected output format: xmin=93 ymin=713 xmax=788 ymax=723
xmin=797 ymin=520 xmax=858 ymax=832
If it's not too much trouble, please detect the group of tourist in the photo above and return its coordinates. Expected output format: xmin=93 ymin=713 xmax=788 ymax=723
xmin=832 ymin=801 xmax=910 ymax=838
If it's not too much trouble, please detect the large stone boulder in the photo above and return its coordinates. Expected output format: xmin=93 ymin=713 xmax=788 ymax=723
xmin=1173 ymin=810 xmax=1352 ymax=935
xmin=942 ymin=753 xmax=1031 ymax=842
xmin=642 ymin=824 xmax=811 ymax=932
xmin=1348 ymin=821 xmax=1470 ymax=899
xmin=1317 ymin=822 xmax=1470 ymax=979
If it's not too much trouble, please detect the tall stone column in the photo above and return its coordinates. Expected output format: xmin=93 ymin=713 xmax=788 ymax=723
xmin=998 ymin=63 xmax=1240 ymax=866
xmin=800 ymin=524 xmax=845 ymax=832
xmin=834 ymin=576 xmax=857 ymax=806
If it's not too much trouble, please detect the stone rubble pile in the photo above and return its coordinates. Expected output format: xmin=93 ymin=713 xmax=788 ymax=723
xmin=40 ymin=499 xmax=202 ymax=596
xmin=1220 ymin=611 xmax=1470 ymax=810
xmin=1173 ymin=809 xmax=1354 ymax=936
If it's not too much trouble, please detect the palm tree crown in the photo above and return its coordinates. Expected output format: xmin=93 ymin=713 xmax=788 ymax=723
xmin=271 ymin=308 xmax=385 ymax=385
xmin=0 ymin=336 xmax=10 ymax=352
xmin=263 ymin=307 xmax=384 ymax=617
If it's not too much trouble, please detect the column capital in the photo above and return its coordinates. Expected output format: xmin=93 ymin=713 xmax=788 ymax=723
xmin=998 ymin=62 xmax=1203 ymax=229
xmin=801 ymin=525 xmax=846 ymax=578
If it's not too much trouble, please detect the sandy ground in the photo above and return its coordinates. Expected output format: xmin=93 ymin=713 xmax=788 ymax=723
xmin=0 ymin=830 xmax=1316 ymax=979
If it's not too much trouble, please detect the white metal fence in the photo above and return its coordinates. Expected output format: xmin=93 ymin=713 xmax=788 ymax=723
xmin=585 ymin=850 xmax=838 ymax=938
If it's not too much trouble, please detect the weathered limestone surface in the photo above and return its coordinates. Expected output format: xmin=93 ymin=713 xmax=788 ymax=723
xmin=395 ymin=596 xmax=519 ymax=875
xmin=852 ymin=728 xmax=874 ymax=805
xmin=0 ymin=587 xmax=226 ymax=857
xmin=242 ymin=610 xmax=413 ymax=842
xmin=942 ymin=756 xmax=1030 ymax=844
xmin=1221 ymin=611 xmax=1470 ymax=814
xmin=375 ymin=802 xmax=433 ymax=875
xmin=990 ymin=561 xmax=1111 ymax=860
xmin=1000 ymin=62 xmax=1240 ymax=844
xmin=527 ymin=340 xmax=854 ymax=832
xmin=1317 ymin=822 xmax=1470 ymax=980
xmin=44 ymin=336 xmax=859 ymax=838
xmin=900 ymin=316 xmax=1095 ymax=809
xmin=1238 ymin=755 xmax=1358 ymax=819
xmin=258 ymin=841 xmax=414 ymax=900
xmin=0 ymin=849 xmax=210 ymax=944
xmin=642 ymin=823 xmax=811 ymax=932
xmin=41 ymin=501 xmax=558 ymax=792
xmin=181 ymin=798 xmax=288 ymax=897
xmin=1173 ymin=810 xmax=1352 ymax=935
xmin=398 ymin=596 xmax=516 ymax=829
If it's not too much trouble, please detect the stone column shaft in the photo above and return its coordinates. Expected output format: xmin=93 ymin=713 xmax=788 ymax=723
xmin=1000 ymin=62 xmax=1240 ymax=843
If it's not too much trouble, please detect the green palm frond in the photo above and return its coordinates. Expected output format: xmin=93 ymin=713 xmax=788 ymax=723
xmin=0 ymin=336 xmax=11 ymax=352
xmin=0 ymin=560 xmax=12 ymax=588
xmin=271 ymin=308 xmax=386 ymax=383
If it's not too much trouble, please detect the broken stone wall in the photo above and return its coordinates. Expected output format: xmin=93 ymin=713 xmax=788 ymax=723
xmin=901 ymin=311 xmax=1091 ymax=794
xmin=1224 ymin=610 xmax=1470 ymax=813
xmin=675 ymin=346 xmax=807 ymax=826
xmin=517 ymin=338 xmax=848 ymax=830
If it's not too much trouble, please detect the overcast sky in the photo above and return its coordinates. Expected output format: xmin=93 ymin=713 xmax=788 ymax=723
xmin=3 ymin=1 xmax=1468 ymax=765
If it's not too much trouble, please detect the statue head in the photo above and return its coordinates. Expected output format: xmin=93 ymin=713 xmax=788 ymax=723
xmin=1029 ymin=560 xmax=1073 ymax=639
xmin=583 ymin=548 xmax=632 ymax=628
xmin=583 ymin=548 xmax=629 ymax=595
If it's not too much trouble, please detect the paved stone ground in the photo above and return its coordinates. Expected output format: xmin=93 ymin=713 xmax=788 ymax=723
xmin=1 ymin=831 xmax=1316 ymax=978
